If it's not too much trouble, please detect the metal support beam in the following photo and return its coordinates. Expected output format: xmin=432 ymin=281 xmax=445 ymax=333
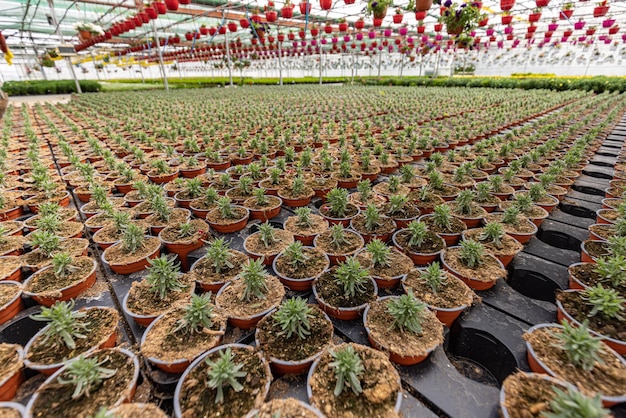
xmin=47 ymin=0 xmax=82 ymax=93
xmin=277 ymin=40 xmax=283 ymax=85
xmin=151 ymin=19 xmax=169 ymax=91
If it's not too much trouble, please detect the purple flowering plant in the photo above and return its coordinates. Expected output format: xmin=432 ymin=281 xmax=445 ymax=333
xmin=434 ymin=0 xmax=483 ymax=35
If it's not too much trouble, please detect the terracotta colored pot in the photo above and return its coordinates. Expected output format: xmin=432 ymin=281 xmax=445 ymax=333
xmin=441 ymin=248 xmax=504 ymax=291
xmin=174 ymin=344 xmax=272 ymax=418
xmin=272 ymin=249 xmax=330 ymax=291
xmin=141 ymin=312 xmax=225 ymax=374
xmin=567 ymin=262 xmax=590 ymax=290
xmin=556 ymin=292 xmax=625 ymax=355
xmin=306 ymin=345 xmax=403 ymax=414
xmin=216 ymin=282 xmax=277 ymax=330
xmin=23 ymin=307 xmax=118 ymax=375
xmin=0 ymin=347 xmax=23 ymax=401
xmin=179 ymin=165 xmax=206 ymax=178
xmin=277 ymin=190 xmax=314 ymax=207
xmin=206 ymin=206 xmax=250 ymax=234
xmin=102 ymin=238 xmax=161 ymax=275
xmin=243 ymin=197 xmax=283 ymax=221
xmin=0 ymin=206 xmax=23 ymax=221
xmin=122 ymin=292 xmax=159 ymax=327
xmin=312 ymin=276 xmax=377 ymax=321
xmin=524 ymin=323 xmax=626 ymax=407
xmin=0 ymin=257 xmax=22 ymax=282
xmin=23 ymin=259 xmax=97 ymax=307
xmin=363 ymin=298 xmax=440 ymax=365
xmin=147 ymin=171 xmax=179 ymax=184
xmin=26 ymin=348 xmax=139 ymax=413
xmin=0 ymin=282 xmax=23 ymax=325
xmin=505 ymin=220 xmax=538 ymax=245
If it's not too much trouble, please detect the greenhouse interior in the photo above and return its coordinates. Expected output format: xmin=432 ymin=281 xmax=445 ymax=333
xmin=0 ymin=0 xmax=626 ymax=417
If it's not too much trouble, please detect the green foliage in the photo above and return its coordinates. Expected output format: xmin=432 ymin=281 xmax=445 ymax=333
xmin=355 ymin=181 xmax=371 ymax=203
xmin=420 ymin=262 xmax=448 ymax=294
xmin=387 ymin=194 xmax=408 ymax=215
xmin=453 ymin=190 xmax=476 ymax=216
xmin=205 ymin=347 xmax=247 ymax=404
xmin=365 ymin=239 xmax=391 ymax=268
xmin=290 ymin=175 xmax=306 ymax=195
xmin=406 ymin=220 xmax=429 ymax=248
xmin=206 ymin=238 xmax=235 ymax=273
xmin=329 ymin=345 xmax=364 ymax=396
xmin=30 ymin=230 xmax=61 ymax=258
xmin=239 ymin=259 xmax=269 ymax=302
xmin=30 ymin=300 xmax=90 ymax=350
xmin=2 ymin=80 xmax=101 ymax=96
xmin=177 ymin=221 xmax=198 ymax=239
xmin=594 ymin=255 xmax=626 ymax=288
xmin=387 ymin=291 xmax=426 ymax=334
xmin=294 ymin=207 xmax=313 ymax=229
xmin=502 ymin=207 xmax=521 ymax=225
xmin=217 ymin=197 xmax=237 ymax=219
xmin=550 ymin=320 xmax=604 ymax=372
xmin=325 ymin=188 xmax=350 ymax=218
xmin=329 ymin=224 xmax=350 ymax=248
xmin=333 ymin=257 xmax=370 ymax=298
xmin=581 ymin=284 xmax=625 ymax=320
xmin=257 ymin=222 xmax=278 ymax=248
xmin=543 ymin=386 xmax=610 ymax=418
xmin=121 ymin=223 xmax=145 ymax=253
xmin=432 ymin=204 xmax=453 ymax=231
xmin=362 ymin=204 xmax=382 ymax=231
xmin=459 ymin=239 xmax=485 ymax=268
xmin=174 ymin=293 xmax=215 ymax=334
xmin=514 ymin=194 xmax=535 ymax=214
xmin=478 ymin=222 xmax=505 ymax=248
xmin=253 ymin=187 xmax=268 ymax=206
xmin=57 ymin=355 xmax=117 ymax=400
xmin=145 ymin=255 xmax=185 ymax=299
xmin=36 ymin=213 xmax=61 ymax=234
xmin=283 ymin=241 xmax=310 ymax=268
xmin=184 ymin=178 xmax=204 ymax=198
xmin=273 ymin=297 xmax=314 ymax=339
xmin=51 ymin=252 xmax=75 ymax=279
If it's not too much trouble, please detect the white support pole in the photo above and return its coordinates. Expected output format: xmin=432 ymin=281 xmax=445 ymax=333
xmin=319 ymin=45 xmax=323 ymax=85
xmin=400 ymin=52 xmax=405 ymax=79
xmin=377 ymin=47 xmax=382 ymax=78
xmin=351 ymin=49 xmax=356 ymax=84
xmin=47 ymin=0 xmax=81 ymax=93
xmin=90 ymin=52 xmax=101 ymax=81
xmin=277 ymin=40 xmax=283 ymax=85
xmin=151 ymin=20 xmax=169 ymax=91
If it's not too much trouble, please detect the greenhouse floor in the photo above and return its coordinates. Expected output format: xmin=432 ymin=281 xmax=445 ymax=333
xmin=1 ymin=87 xmax=625 ymax=418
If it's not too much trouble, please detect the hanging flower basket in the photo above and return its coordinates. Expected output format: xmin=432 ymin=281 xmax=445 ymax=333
xmin=574 ymin=20 xmax=585 ymax=30
xmin=501 ymin=14 xmax=513 ymax=25
xmin=165 ymin=0 xmax=178 ymax=11
xmin=415 ymin=0 xmax=433 ymax=11
xmin=320 ymin=0 xmax=332 ymax=10
xmin=153 ymin=1 xmax=167 ymax=14
xmin=281 ymin=5 xmax=294 ymax=18
xmin=602 ymin=19 xmax=615 ymax=28
xmin=594 ymin=5 xmax=609 ymax=18
xmin=299 ymin=1 xmax=311 ymax=14
xmin=535 ymin=0 xmax=549 ymax=7
xmin=500 ymin=0 xmax=514 ymax=11
xmin=559 ymin=9 xmax=573 ymax=20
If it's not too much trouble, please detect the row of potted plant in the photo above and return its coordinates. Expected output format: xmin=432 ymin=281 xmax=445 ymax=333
xmin=0 ymin=86 xmax=624 ymax=416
